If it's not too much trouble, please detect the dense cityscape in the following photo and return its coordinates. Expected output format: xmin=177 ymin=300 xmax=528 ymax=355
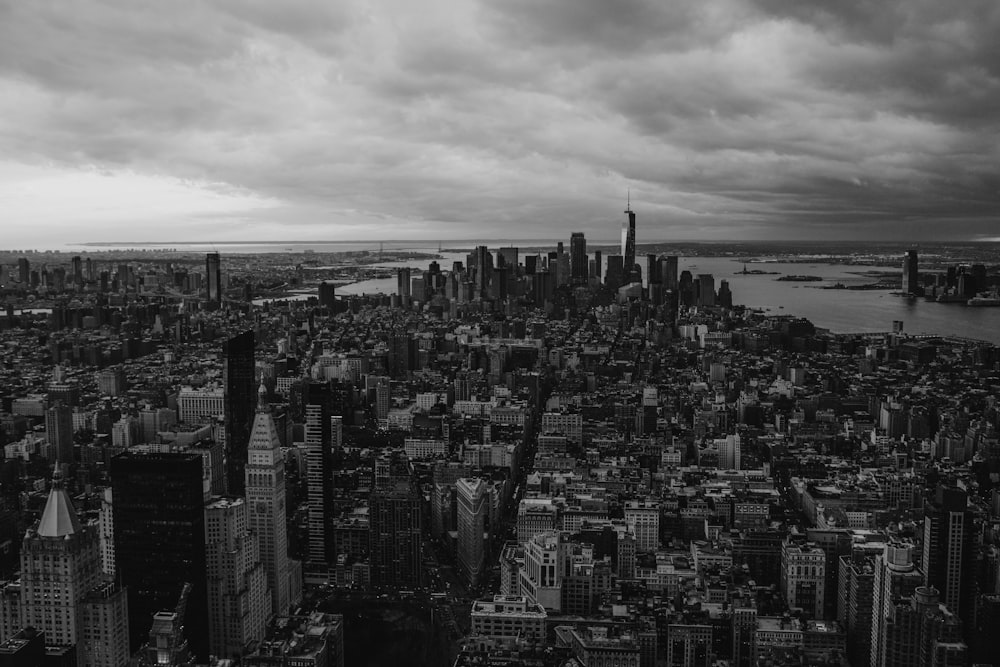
xmin=0 ymin=207 xmax=997 ymax=667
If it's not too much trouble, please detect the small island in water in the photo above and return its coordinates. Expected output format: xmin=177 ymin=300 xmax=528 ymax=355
xmin=776 ymin=274 xmax=823 ymax=282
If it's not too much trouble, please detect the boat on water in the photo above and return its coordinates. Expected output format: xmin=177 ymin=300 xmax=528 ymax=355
xmin=968 ymin=296 xmax=1000 ymax=307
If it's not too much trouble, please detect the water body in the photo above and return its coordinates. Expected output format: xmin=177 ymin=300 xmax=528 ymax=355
xmin=337 ymin=252 xmax=1000 ymax=343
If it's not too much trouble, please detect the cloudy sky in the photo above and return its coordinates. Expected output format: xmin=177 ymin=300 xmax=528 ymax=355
xmin=1 ymin=0 xmax=998 ymax=247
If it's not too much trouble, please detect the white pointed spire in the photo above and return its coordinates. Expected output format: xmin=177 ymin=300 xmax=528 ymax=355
xmin=37 ymin=469 xmax=83 ymax=538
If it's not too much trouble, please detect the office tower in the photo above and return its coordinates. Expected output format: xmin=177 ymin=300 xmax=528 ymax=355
xmin=205 ymin=252 xmax=222 ymax=304
xmin=369 ymin=485 xmax=423 ymax=589
xmin=570 ymin=232 xmax=588 ymax=284
xmin=44 ymin=402 xmax=74 ymax=466
xmin=205 ymin=497 xmax=270 ymax=659
xmin=593 ymin=250 xmax=602 ymax=282
xmin=719 ymin=434 xmax=741 ymax=470
xmin=870 ymin=543 xmax=923 ymax=667
xmin=605 ymin=255 xmax=624 ymax=289
xmin=881 ymin=586 xmax=966 ymax=667
xmin=112 ymin=451 xmax=209 ymax=659
xmin=246 ymin=384 xmax=290 ymax=615
xmin=474 ymin=246 xmax=492 ymax=296
xmin=902 ymin=250 xmax=919 ymax=295
xmin=555 ymin=246 xmax=570 ymax=287
xmin=622 ymin=202 xmax=636 ymax=279
xmin=922 ymin=484 xmax=975 ymax=624
xmin=662 ymin=256 xmax=678 ymax=290
xmin=318 ymin=281 xmax=336 ymax=309
xmin=780 ymin=540 xmax=825 ymax=618
xmin=457 ymin=478 xmax=489 ymax=588
xmin=645 ymin=254 xmax=658 ymax=288
xmin=17 ymin=257 xmax=29 ymax=284
xmin=839 ymin=550 xmax=877 ymax=667
xmin=224 ymin=330 xmax=256 ymax=496
xmin=497 ymin=246 xmax=519 ymax=270
xmin=18 ymin=472 xmax=130 ymax=667
xmin=524 ymin=254 xmax=538 ymax=275
xmin=98 ymin=488 xmax=115 ymax=576
xmin=305 ymin=382 xmax=334 ymax=575
xmin=697 ymin=274 xmax=716 ymax=307
xmin=718 ymin=280 xmax=733 ymax=308
xmin=372 ymin=376 xmax=390 ymax=422
xmin=518 ymin=531 xmax=565 ymax=612
xmin=624 ymin=501 xmax=659 ymax=552
xmin=396 ymin=267 xmax=411 ymax=299
xmin=732 ymin=603 xmax=757 ymax=667
xmin=491 ymin=266 xmax=509 ymax=300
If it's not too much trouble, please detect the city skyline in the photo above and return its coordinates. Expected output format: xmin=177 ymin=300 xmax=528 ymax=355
xmin=2 ymin=1 xmax=999 ymax=247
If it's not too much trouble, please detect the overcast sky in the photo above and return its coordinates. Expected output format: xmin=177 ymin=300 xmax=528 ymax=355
xmin=1 ymin=0 xmax=998 ymax=247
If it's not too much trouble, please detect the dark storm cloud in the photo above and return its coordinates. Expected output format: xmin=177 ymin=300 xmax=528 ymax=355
xmin=0 ymin=0 xmax=997 ymax=243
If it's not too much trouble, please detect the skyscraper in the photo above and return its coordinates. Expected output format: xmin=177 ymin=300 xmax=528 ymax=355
xmin=18 ymin=472 xmax=130 ymax=667
xmin=605 ymin=255 xmax=624 ymax=289
xmin=17 ymin=257 xmax=29 ymax=284
xmin=902 ymin=250 xmax=919 ymax=295
xmin=621 ymin=202 xmax=636 ymax=281
xmin=224 ymin=330 xmax=256 ymax=496
xmin=44 ymin=402 xmax=74 ymax=466
xmin=205 ymin=252 xmax=222 ymax=305
xmin=922 ymin=484 xmax=975 ymax=624
xmin=205 ymin=497 xmax=270 ymax=659
xmin=369 ymin=485 xmax=423 ymax=589
xmin=457 ymin=477 xmax=489 ymax=588
xmin=697 ymin=274 xmax=716 ymax=307
xmin=246 ymin=383 xmax=291 ymax=615
xmin=112 ymin=451 xmax=209 ymax=660
xmin=396 ymin=267 xmax=411 ymax=299
xmin=305 ymin=382 xmax=334 ymax=578
xmin=570 ymin=232 xmax=588 ymax=284
xmin=870 ymin=542 xmax=923 ymax=667
xmin=474 ymin=246 xmax=492 ymax=297
xmin=662 ymin=256 xmax=678 ymax=290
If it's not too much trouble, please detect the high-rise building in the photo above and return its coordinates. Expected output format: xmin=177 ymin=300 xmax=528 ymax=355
xmin=396 ymin=267 xmax=411 ymax=299
xmin=205 ymin=252 xmax=222 ymax=305
xmin=224 ymin=330 xmax=256 ymax=496
xmin=246 ymin=384 xmax=291 ymax=615
xmin=624 ymin=501 xmax=659 ymax=553
xmin=621 ymin=203 xmax=636 ymax=280
xmin=780 ymin=540 xmax=825 ymax=618
xmin=205 ymin=497 xmax=270 ymax=660
xmin=369 ymin=485 xmax=423 ymax=589
xmin=112 ymin=451 xmax=209 ymax=660
xmin=44 ymin=402 xmax=74 ymax=466
xmin=697 ymin=274 xmax=716 ymax=307
xmin=902 ymin=250 xmax=919 ymax=295
xmin=605 ymin=255 xmax=624 ymax=289
xmin=457 ymin=478 xmax=489 ymax=588
xmin=870 ymin=542 xmax=923 ymax=667
xmin=474 ymin=246 xmax=492 ymax=297
xmin=318 ymin=282 xmax=336 ymax=309
xmin=570 ymin=233 xmax=588 ymax=284
xmin=17 ymin=258 xmax=29 ymax=284
xmin=305 ymin=382 xmax=334 ymax=576
xmin=922 ymin=485 xmax=975 ymax=625
xmin=497 ymin=246 xmax=519 ymax=270
xmin=881 ymin=586 xmax=966 ymax=667
xmin=662 ymin=256 xmax=678 ymax=290
xmin=17 ymin=472 xmax=130 ymax=667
